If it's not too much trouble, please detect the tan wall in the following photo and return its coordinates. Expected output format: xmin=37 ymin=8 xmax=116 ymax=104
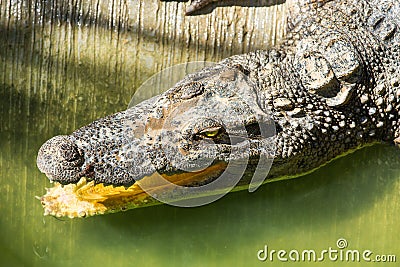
xmin=0 ymin=0 xmax=286 ymax=111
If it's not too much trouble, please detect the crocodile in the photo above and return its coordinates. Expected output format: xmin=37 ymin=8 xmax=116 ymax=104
xmin=37 ymin=0 xmax=400 ymax=217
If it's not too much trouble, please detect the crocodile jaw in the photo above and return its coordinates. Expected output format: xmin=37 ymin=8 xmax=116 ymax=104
xmin=40 ymin=162 xmax=227 ymax=218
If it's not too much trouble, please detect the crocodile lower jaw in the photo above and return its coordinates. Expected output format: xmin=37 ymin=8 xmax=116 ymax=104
xmin=39 ymin=162 xmax=227 ymax=218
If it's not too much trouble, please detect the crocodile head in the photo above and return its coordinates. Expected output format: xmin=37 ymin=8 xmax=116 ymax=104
xmin=36 ymin=50 xmax=396 ymax=215
xmin=37 ymin=65 xmax=278 ymax=202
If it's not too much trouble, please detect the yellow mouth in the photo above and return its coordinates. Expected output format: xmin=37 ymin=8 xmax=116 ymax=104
xmin=40 ymin=162 xmax=227 ymax=218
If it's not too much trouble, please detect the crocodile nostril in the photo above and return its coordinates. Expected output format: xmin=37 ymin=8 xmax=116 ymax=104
xmin=60 ymin=143 xmax=81 ymax=162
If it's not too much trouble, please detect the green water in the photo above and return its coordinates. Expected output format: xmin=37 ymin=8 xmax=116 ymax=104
xmin=1 ymin=0 xmax=399 ymax=266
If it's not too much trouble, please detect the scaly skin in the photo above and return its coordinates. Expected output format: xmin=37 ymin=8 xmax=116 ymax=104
xmin=37 ymin=0 xmax=400 ymax=196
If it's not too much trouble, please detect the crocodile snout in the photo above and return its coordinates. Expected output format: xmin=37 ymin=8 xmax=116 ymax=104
xmin=37 ymin=135 xmax=85 ymax=184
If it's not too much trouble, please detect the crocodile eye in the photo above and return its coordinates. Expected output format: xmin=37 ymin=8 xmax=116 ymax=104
xmin=200 ymin=127 xmax=221 ymax=138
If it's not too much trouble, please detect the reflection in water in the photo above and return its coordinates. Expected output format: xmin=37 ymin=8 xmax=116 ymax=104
xmin=0 ymin=0 xmax=399 ymax=266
